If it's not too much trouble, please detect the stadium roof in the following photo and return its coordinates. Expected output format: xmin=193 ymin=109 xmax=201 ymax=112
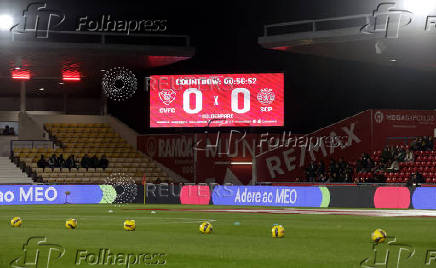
xmin=0 ymin=30 xmax=194 ymax=97
xmin=258 ymin=2 xmax=436 ymax=71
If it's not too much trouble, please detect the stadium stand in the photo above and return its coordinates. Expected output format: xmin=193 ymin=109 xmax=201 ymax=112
xmin=304 ymin=137 xmax=436 ymax=184
xmin=12 ymin=122 xmax=170 ymax=184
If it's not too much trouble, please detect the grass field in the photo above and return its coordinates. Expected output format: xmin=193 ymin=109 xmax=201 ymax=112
xmin=1 ymin=204 xmax=435 ymax=267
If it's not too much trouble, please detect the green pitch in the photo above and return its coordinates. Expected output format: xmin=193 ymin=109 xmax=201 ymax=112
xmin=0 ymin=204 xmax=435 ymax=268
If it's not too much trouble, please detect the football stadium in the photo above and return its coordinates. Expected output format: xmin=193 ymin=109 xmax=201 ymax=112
xmin=1 ymin=0 xmax=436 ymax=267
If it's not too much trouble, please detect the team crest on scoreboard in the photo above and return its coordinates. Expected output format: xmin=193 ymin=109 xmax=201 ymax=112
xmin=257 ymin=88 xmax=275 ymax=105
xmin=159 ymin=89 xmax=176 ymax=105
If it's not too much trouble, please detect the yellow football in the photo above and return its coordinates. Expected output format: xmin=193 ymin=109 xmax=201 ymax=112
xmin=199 ymin=221 xmax=213 ymax=234
xmin=10 ymin=217 xmax=22 ymax=227
xmin=272 ymin=224 xmax=285 ymax=238
xmin=123 ymin=219 xmax=136 ymax=231
xmin=371 ymin=228 xmax=387 ymax=243
xmin=65 ymin=219 xmax=78 ymax=229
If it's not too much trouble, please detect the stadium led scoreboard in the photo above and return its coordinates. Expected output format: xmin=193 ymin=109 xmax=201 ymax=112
xmin=149 ymin=73 xmax=284 ymax=128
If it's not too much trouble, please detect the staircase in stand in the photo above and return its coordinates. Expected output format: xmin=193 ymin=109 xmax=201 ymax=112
xmin=0 ymin=157 xmax=33 ymax=184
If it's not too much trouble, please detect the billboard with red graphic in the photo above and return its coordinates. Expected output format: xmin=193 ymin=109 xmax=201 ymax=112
xmin=149 ymin=73 xmax=284 ymax=127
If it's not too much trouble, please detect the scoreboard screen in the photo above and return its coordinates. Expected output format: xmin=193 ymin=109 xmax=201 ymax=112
xmin=149 ymin=73 xmax=284 ymax=128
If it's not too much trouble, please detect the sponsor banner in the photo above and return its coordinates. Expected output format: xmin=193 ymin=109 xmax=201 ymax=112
xmin=0 ymin=185 xmax=115 ymax=205
xmin=327 ymin=185 xmax=376 ymax=208
xmin=145 ymin=184 xmax=181 ymax=204
xmin=211 ymin=186 xmax=329 ymax=207
xmin=373 ymin=187 xmax=410 ymax=209
xmin=138 ymin=133 xmax=279 ymax=184
xmin=195 ymin=133 xmax=263 ymax=185
xmin=149 ymin=73 xmax=284 ymax=128
xmin=412 ymin=188 xmax=436 ymax=209
xmin=180 ymin=185 xmax=211 ymax=205
xmin=372 ymin=109 xmax=436 ymax=148
xmin=137 ymin=134 xmax=194 ymax=179
xmin=256 ymin=110 xmax=372 ymax=181
xmin=140 ymin=109 xmax=436 ymax=183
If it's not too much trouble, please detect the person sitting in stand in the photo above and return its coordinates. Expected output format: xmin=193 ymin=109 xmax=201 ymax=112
xmin=387 ymin=158 xmax=400 ymax=172
xmin=65 ymin=155 xmax=77 ymax=169
xmin=404 ymin=148 xmax=414 ymax=162
xmin=37 ymin=154 xmax=48 ymax=168
xmin=316 ymin=161 xmax=325 ymax=177
xmin=81 ymin=154 xmax=90 ymax=169
xmin=57 ymin=154 xmax=66 ymax=168
xmin=89 ymin=154 xmax=99 ymax=169
xmin=48 ymin=154 xmax=58 ymax=169
xmin=425 ymin=136 xmax=434 ymax=151
xmin=99 ymin=154 xmax=109 ymax=169
xmin=2 ymin=125 xmax=9 ymax=135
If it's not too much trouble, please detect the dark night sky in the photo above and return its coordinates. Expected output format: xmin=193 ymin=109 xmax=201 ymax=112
xmin=4 ymin=0 xmax=436 ymax=134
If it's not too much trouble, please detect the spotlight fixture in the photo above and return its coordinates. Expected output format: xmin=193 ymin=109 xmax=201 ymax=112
xmin=102 ymin=67 xmax=137 ymax=102
xmin=0 ymin=15 xmax=14 ymax=31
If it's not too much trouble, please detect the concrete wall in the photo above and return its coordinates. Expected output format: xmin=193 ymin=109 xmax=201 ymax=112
xmin=106 ymin=115 xmax=138 ymax=149
xmin=0 ymin=97 xmax=102 ymax=114
xmin=18 ymin=112 xmax=47 ymax=140
xmin=0 ymin=136 xmax=18 ymax=157
xmin=0 ymin=111 xmax=19 ymax=121
xmin=29 ymin=114 xmax=107 ymax=129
